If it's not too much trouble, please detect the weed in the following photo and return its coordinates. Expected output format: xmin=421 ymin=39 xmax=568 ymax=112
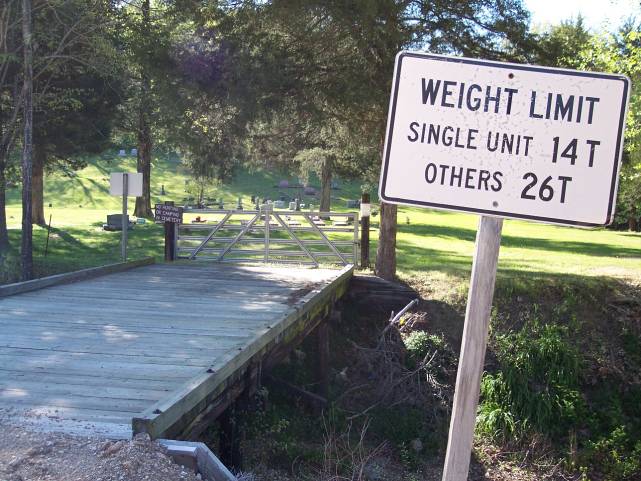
xmin=479 ymin=321 xmax=583 ymax=441
xmin=583 ymin=426 xmax=641 ymax=480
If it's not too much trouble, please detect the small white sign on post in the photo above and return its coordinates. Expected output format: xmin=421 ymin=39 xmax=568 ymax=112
xmin=109 ymin=172 xmax=143 ymax=261
xmin=110 ymin=173 xmax=143 ymax=197
xmin=378 ymin=52 xmax=630 ymax=481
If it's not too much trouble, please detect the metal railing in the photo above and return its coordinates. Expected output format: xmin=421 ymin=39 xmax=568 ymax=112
xmin=175 ymin=208 xmax=359 ymax=267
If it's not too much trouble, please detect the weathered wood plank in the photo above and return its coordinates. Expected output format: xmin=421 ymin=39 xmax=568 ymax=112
xmin=0 ymin=257 xmax=155 ymax=298
xmin=0 ymin=317 xmax=268 ymax=337
xmin=0 ymin=306 xmax=282 ymax=323
xmin=0 ymin=351 xmax=208 ymax=377
xmin=0 ymin=391 xmax=150 ymax=413
xmin=0 ymin=297 xmax=288 ymax=315
xmin=14 ymin=284 xmax=296 ymax=300
xmin=442 ymin=216 xmax=503 ymax=481
xmin=0 ymin=337 xmax=239 ymax=360
xmin=0 ymin=262 xmax=352 ymax=440
xmin=0 ymin=323 xmax=255 ymax=344
xmin=0 ymin=369 xmax=182 ymax=390
xmin=0 ymin=379 xmax=171 ymax=402
xmin=0 ymin=403 xmax=135 ymax=426
xmin=132 ymin=264 xmax=354 ymax=439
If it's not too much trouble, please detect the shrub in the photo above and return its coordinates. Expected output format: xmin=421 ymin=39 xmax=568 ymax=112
xmin=584 ymin=426 xmax=641 ymax=480
xmin=403 ymin=331 xmax=446 ymax=368
xmin=478 ymin=321 xmax=584 ymax=441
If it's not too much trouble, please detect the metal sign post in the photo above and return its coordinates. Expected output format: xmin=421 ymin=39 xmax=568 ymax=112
xmin=378 ymin=51 xmax=630 ymax=481
xmin=360 ymin=193 xmax=371 ymax=268
xmin=110 ymin=172 xmax=143 ymax=262
xmin=122 ymin=173 xmax=128 ymax=261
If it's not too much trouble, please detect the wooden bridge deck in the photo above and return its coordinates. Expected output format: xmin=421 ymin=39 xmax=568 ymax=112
xmin=0 ymin=261 xmax=352 ymax=439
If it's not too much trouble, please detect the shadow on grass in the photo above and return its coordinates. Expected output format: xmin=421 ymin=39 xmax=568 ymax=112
xmin=398 ymin=223 xmax=641 ymax=259
xmin=46 ymin=226 xmax=89 ymax=249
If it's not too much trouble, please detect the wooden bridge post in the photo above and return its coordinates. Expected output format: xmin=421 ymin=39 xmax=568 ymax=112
xmin=219 ymin=404 xmax=242 ymax=471
xmin=315 ymin=321 xmax=330 ymax=400
xmin=164 ymin=201 xmax=176 ymax=262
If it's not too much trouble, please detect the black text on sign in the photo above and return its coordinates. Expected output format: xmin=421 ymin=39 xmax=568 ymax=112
xmin=379 ymin=52 xmax=630 ymax=227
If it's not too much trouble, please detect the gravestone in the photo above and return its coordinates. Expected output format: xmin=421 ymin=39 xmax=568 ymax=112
xmin=103 ymin=214 xmax=133 ymax=231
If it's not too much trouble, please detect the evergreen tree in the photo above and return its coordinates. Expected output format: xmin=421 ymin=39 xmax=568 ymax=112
xmin=0 ymin=0 xmax=22 ymax=256
xmin=207 ymin=0 xmax=533 ymax=278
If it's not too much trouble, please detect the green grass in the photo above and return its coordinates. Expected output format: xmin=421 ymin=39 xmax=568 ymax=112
xmin=4 ymin=152 xmax=363 ymax=228
xmin=392 ymin=208 xmax=641 ymax=279
xmin=3 ymin=150 xmax=640 ymax=283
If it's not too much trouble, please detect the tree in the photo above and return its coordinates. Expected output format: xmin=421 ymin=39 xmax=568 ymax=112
xmin=2 ymin=0 xmax=121 ymax=265
xmin=115 ymin=0 xmax=178 ymax=218
xmin=133 ymin=0 xmax=153 ymax=218
xmin=215 ymin=0 xmax=532 ymax=279
xmin=0 ymin=0 xmax=22 ymax=256
xmin=533 ymin=16 xmax=591 ymax=68
xmin=571 ymin=29 xmax=641 ymax=230
xmin=28 ymin=0 xmax=122 ymax=225
xmin=21 ymin=0 xmax=33 ymax=280
xmin=162 ymin=20 xmax=259 ymax=187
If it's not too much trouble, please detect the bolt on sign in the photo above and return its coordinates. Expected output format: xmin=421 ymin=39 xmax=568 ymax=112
xmin=379 ymin=52 xmax=630 ymax=227
xmin=378 ymin=52 xmax=630 ymax=481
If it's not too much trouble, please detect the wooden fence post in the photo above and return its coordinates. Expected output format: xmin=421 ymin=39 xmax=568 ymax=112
xmin=360 ymin=193 xmax=370 ymax=268
xmin=164 ymin=201 xmax=176 ymax=262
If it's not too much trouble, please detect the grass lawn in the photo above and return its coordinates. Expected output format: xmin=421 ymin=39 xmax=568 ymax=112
xmin=2 ymin=151 xmax=640 ymax=284
xmin=4 ymin=153 xmax=364 ymax=228
xmin=393 ymin=208 xmax=641 ymax=279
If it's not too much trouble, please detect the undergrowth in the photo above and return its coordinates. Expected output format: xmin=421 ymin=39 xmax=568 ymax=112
xmin=476 ymin=277 xmax=641 ymax=481
xmin=478 ymin=321 xmax=583 ymax=442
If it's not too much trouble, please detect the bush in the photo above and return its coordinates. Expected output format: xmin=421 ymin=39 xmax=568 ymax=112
xmin=403 ymin=331 xmax=446 ymax=368
xmin=584 ymin=426 xmax=641 ymax=480
xmin=478 ymin=321 xmax=583 ymax=441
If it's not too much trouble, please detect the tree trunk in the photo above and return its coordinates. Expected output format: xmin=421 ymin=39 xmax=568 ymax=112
xmin=319 ymin=156 xmax=332 ymax=218
xmin=375 ymin=128 xmax=397 ymax=280
xmin=134 ymin=119 xmax=153 ymax=217
xmin=0 ymin=162 xmax=9 ymax=256
xmin=375 ymin=201 xmax=397 ymax=280
xmin=31 ymin=143 xmax=46 ymax=225
xmin=629 ymin=216 xmax=639 ymax=232
xmin=0 ymin=109 xmax=9 ymax=256
xmin=21 ymin=0 xmax=34 ymax=280
xmin=134 ymin=0 xmax=153 ymax=218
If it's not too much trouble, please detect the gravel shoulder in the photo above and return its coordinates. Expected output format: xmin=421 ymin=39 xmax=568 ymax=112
xmin=0 ymin=409 xmax=202 ymax=481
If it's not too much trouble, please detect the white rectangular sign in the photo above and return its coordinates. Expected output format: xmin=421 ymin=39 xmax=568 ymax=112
xmin=109 ymin=172 xmax=143 ymax=197
xmin=379 ymin=52 xmax=630 ymax=227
